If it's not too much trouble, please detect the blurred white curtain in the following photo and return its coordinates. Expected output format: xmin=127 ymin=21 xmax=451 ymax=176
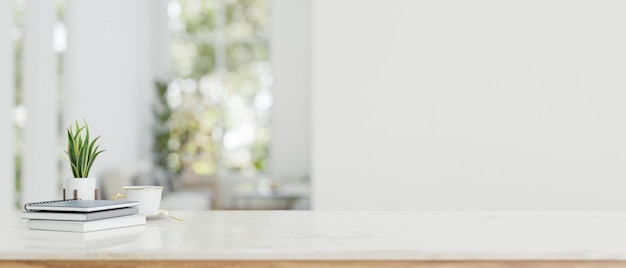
xmin=0 ymin=1 xmax=15 ymax=212
xmin=153 ymin=0 xmax=173 ymax=82
xmin=269 ymin=0 xmax=311 ymax=181
xmin=21 ymin=0 xmax=58 ymax=204
xmin=63 ymin=0 xmax=154 ymax=191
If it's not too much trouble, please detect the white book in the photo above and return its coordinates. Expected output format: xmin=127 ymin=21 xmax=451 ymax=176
xmin=27 ymin=214 xmax=146 ymax=233
xmin=21 ymin=207 xmax=139 ymax=221
xmin=24 ymin=199 xmax=139 ymax=212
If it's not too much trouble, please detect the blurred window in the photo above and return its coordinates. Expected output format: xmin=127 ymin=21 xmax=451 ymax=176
xmin=158 ymin=0 xmax=271 ymax=178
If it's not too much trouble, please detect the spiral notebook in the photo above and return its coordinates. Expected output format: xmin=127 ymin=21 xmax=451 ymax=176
xmin=22 ymin=206 xmax=139 ymax=221
xmin=24 ymin=199 xmax=139 ymax=212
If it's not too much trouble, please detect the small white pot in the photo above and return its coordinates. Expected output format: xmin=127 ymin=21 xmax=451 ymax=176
xmin=65 ymin=177 xmax=97 ymax=200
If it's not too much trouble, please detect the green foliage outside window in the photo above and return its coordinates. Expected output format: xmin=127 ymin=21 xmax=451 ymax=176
xmin=154 ymin=0 xmax=271 ymax=178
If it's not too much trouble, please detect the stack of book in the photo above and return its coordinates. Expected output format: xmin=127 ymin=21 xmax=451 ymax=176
xmin=22 ymin=199 xmax=146 ymax=232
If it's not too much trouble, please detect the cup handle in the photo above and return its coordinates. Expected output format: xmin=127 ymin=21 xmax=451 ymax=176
xmin=113 ymin=193 xmax=126 ymax=200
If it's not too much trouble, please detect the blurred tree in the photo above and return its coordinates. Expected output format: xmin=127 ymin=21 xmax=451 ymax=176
xmin=155 ymin=0 xmax=271 ymax=178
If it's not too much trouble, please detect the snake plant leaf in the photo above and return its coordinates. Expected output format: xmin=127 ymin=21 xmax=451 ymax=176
xmin=73 ymin=125 xmax=84 ymax=143
xmin=77 ymin=143 xmax=86 ymax=177
xmin=74 ymin=121 xmax=83 ymax=137
xmin=71 ymin=162 xmax=80 ymax=178
xmin=67 ymin=130 xmax=76 ymax=164
xmin=77 ymin=135 xmax=83 ymax=157
xmin=87 ymin=136 xmax=101 ymax=161
xmin=85 ymin=149 xmax=105 ymax=178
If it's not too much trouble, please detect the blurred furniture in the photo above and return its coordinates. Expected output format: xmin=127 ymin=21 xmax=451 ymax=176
xmin=229 ymin=179 xmax=309 ymax=210
xmin=230 ymin=191 xmax=306 ymax=210
xmin=100 ymin=161 xmax=211 ymax=210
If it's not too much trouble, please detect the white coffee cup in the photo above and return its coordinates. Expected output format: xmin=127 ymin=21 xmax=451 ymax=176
xmin=113 ymin=186 xmax=163 ymax=215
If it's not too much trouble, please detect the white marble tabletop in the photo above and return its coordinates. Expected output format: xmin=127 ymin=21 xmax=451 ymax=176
xmin=2 ymin=211 xmax=626 ymax=260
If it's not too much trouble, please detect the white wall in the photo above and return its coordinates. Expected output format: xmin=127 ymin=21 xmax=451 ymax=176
xmin=0 ymin=0 xmax=15 ymax=211
xmin=312 ymin=0 xmax=626 ymax=210
xmin=269 ymin=0 xmax=311 ymax=181
xmin=64 ymin=0 xmax=153 ymax=195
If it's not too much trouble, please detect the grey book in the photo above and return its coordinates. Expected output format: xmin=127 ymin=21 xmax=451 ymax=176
xmin=24 ymin=199 xmax=139 ymax=212
xmin=21 ymin=206 xmax=139 ymax=221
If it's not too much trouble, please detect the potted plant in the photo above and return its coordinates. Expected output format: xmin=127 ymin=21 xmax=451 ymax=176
xmin=63 ymin=119 xmax=105 ymax=200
